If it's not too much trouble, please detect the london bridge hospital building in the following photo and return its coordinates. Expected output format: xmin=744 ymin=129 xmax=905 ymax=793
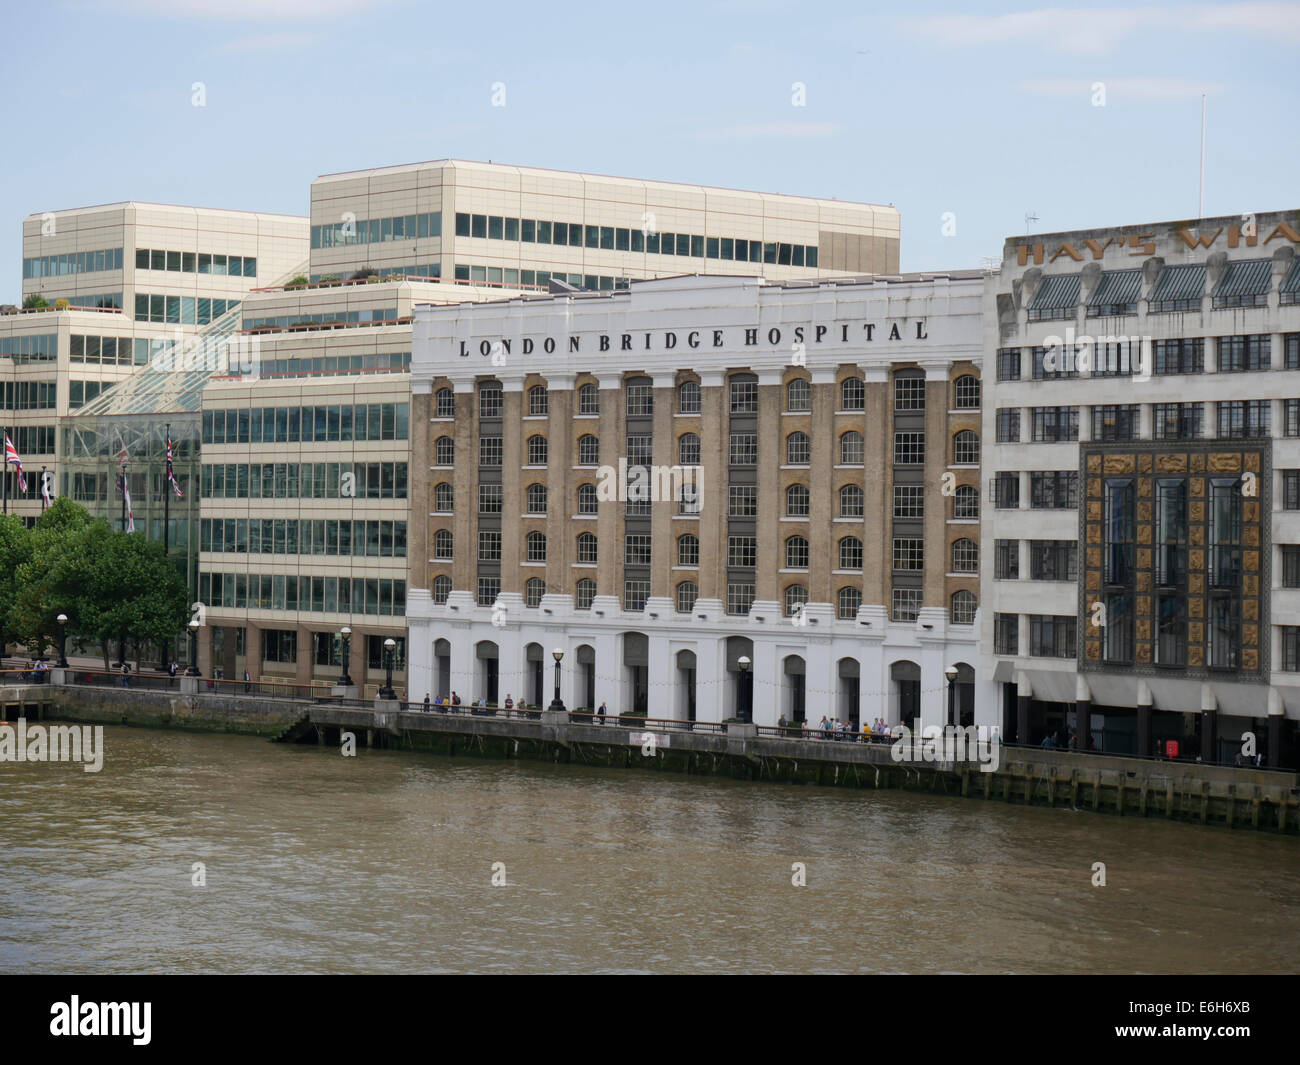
xmin=405 ymin=272 xmax=989 ymax=728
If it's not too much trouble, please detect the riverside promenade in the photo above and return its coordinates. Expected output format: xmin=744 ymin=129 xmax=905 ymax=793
xmin=5 ymin=674 xmax=1297 ymax=834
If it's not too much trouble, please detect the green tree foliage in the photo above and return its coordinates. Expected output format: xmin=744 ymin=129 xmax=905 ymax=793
xmin=21 ymin=293 xmax=48 ymax=309
xmin=0 ymin=513 xmax=32 ymax=650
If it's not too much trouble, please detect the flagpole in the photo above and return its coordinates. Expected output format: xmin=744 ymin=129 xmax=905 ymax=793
xmin=160 ymin=424 xmax=171 ymax=673
xmin=40 ymin=465 xmax=46 ymax=512
xmin=2 ymin=427 xmax=7 ymax=515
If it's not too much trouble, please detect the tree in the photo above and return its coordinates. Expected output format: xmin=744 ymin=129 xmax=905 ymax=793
xmin=0 ymin=513 xmax=32 ymax=657
xmin=83 ymin=532 xmax=189 ymax=666
xmin=350 ymin=267 xmax=378 ymax=281
xmin=22 ymin=293 xmax=48 ymax=309
xmin=287 ymin=274 xmax=309 ymax=288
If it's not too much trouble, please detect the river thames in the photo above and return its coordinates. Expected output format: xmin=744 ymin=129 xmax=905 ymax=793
xmin=1 ymin=727 xmax=1297 ymax=974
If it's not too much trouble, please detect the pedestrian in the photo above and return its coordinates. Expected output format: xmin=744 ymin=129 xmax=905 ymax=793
xmin=504 ymin=693 xmax=514 ymax=710
xmin=120 ymin=661 xmax=131 ymax=688
xmin=451 ymin=690 xmax=461 ymax=708
xmin=598 ymin=700 xmax=607 ymax=722
xmin=243 ymin=668 xmax=251 ymax=694
xmin=423 ymin=693 xmax=431 ymax=711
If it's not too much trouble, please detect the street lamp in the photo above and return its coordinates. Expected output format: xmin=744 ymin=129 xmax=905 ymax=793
xmin=379 ymin=636 xmax=397 ymax=700
xmin=738 ymin=655 xmax=752 ymax=723
xmin=186 ymin=619 xmax=201 ymax=676
xmin=548 ymin=647 xmax=566 ymax=712
xmin=339 ymin=625 xmax=353 ymax=687
xmin=945 ymin=665 xmax=959 ymax=728
xmin=56 ymin=613 xmax=68 ymax=668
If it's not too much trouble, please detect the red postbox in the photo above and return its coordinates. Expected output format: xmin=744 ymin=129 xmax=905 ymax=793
xmin=1165 ymin=739 xmax=1180 ymax=758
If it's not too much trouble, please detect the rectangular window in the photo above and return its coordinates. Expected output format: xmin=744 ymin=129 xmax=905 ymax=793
xmin=1217 ymin=400 xmax=1269 ymax=439
xmin=1104 ymin=593 xmax=1135 ymax=663
xmin=1217 ymin=334 xmax=1270 ymax=372
xmin=728 ymin=485 xmax=757 ymax=517
xmin=996 ymin=408 xmax=1020 ymax=443
xmin=1091 ymin=405 xmax=1140 ymax=442
xmin=1030 ymin=471 xmax=1078 ymax=509
xmin=1031 ymin=407 xmax=1079 ymax=442
xmin=892 ymin=538 xmax=924 ymax=571
xmin=894 ymin=377 xmax=925 ymax=411
xmin=1153 ymin=403 xmax=1203 ymax=440
xmin=1284 ymin=470 xmax=1300 ymax=511
xmin=994 ymin=471 xmax=1020 ymax=509
xmin=995 ymin=540 xmax=1020 ymax=580
xmin=1282 ymin=545 xmax=1300 ymax=589
xmin=1153 ymin=337 xmax=1205 ymax=375
xmin=1029 ymin=615 xmax=1077 ymax=658
xmin=726 ymin=582 xmax=755 ymax=616
xmin=1282 ymin=628 xmax=1300 ymax=672
xmin=891 ymin=588 xmax=922 ymax=622
xmin=997 ymin=348 xmax=1021 ymax=382
xmin=730 ymin=379 xmax=758 ymax=413
xmin=479 ymin=437 xmax=503 ymax=466
xmin=1028 ymin=541 xmax=1076 ymax=581
xmin=625 ymin=535 xmax=652 ymax=566
xmin=994 ymin=613 xmax=1019 ymax=655
xmin=729 ymin=433 xmax=758 ymax=465
xmin=893 ymin=484 xmax=924 ymax=518
xmin=728 ymin=536 xmax=757 ymax=568
xmin=626 ymin=384 xmax=654 ymax=416
xmin=893 ymin=432 xmax=925 ymax=464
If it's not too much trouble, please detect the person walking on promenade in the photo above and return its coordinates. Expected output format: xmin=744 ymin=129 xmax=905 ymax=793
xmin=423 ymin=693 xmax=431 ymax=711
xmin=120 ymin=661 xmax=131 ymax=688
xmin=598 ymin=700 xmax=607 ymax=723
xmin=243 ymin=668 xmax=251 ymax=694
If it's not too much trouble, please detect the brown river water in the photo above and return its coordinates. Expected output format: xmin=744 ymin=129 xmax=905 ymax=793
xmin=1 ymin=726 xmax=1297 ymax=973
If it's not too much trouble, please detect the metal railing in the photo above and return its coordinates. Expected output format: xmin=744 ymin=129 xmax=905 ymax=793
xmin=64 ymin=669 xmax=182 ymax=692
xmin=202 ymin=677 xmax=333 ymax=701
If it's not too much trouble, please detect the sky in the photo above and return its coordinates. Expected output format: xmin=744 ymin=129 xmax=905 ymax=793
xmin=4 ymin=0 xmax=1299 ymax=294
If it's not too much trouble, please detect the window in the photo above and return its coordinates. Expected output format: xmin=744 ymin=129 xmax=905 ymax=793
xmin=1030 ymin=471 xmax=1078 ymax=509
xmin=477 ymin=577 xmax=501 ymax=607
xmin=840 ymin=484 xmax=864 ymax=518
xmin=1217 ymin=335 xmax=1270 ymax=372
xmin=892 ymin=538 xmax=922 ymax=571
xmin=575 ymin=579 xmax=597 ymax=610
xmin=786 ymin=432 xmax=810 ymax=465
xmin=841 ymin=536 xmax=864 ymax=570
xmin=997 ymin=348 xmax=1021 ymax=381
xmin=1282 ymin=545 xmax=1300 ymax=589
xmin=478 ymin=382 xmax=503 ymax=419
xmin=524 ymin=532 xmax=547 ymax=563
xmin=1104 ymin=478 xmax=1135 ymax=585
xmin=432 ymin=575 xmax=452 ymax=604
xmin=626 ymin=535 xmax=652 ymax=566
xmin=892 ymin=588 xmax=922 ymax=622
xmin=677 ymin=534 xmax=699 ymax=567
xmin=840 ymin=377 xmax=865 ymax=411
xmin=728 ymin=536 xmax=757 ymax=568
xmin=952 ymin=430 xmax=979 ymax=464
xmin=785 ymin=536 xmax=810 ymax=569
xmin=1092 ymin=405 xmax=1140 ymax=442
xmin=433 ymin=530 xmax=453 ymax=560
xmin=434 ymin=483 xmax=454 ymax=511
xmin=677 ymin=582 xmax=698 ymax=614
xmin=1029 ymin=541 xmax=1077 ymax=581
xmin=840 ymin=431 xmax=864 ymax=465
xmin=996 ymin=408 xmax=1021 ymax=443
xmin=837 ymin=587 xmax=862 ymax=620
xmin=894 ymin=377 xmax=925 ymax=411
xmin=787 ymin=379 xmax=810 ymax=411
xmin=726 ymin=582 xmax=755 ymax=616
xmin=434 ymin=437 xmax=454 ymax=465
xmin=786 ymin=484 xmax=810 ymax=517
xmin=954 ymin=375 xmax=980 ymax=409
xmin=528 ymin=385 xmax=549 ymax=416
xmin=1217 ymin=400 xmax=1269 ymax=439
xmin=479 ymin=484 xmax=503 ymax=514
xmin=478 ymin=531 xmax=502 ymax=561
xmin=951 ymin=538 xmax=978 ymax=573
xmin=729 ymin=433 xmax=757 ymax=465
xmin=994 ymin=613 xmax=1019 ymax=655
xmin=678 ymin=381 xmax=701 ymax=413
xmin=1153 ymin=403 xmax=1203 ymax=440
xmin=479 ymin=437 xmax=503 ymax=466
xmin=624 ymin=580 xmax=650 ymax=612
xmin=578 ymin=435 xmax=599 ymax=465
xmin=893 ymin=432 xmax=924 ymax=464
xmin=578 ymin=483 xmax=598 ymax=514
xmin=1153 ymin=338 xmax=1205 ymax=375
xmin=893 ymin=484 xmax=924 ymax=518
xmin=522 ymin=578 xmax=546 ymax=608
xmin=1155 ymin=595 xmax=1186 ymax=666
xmin=435 ymin=389 xmax=455 ymax=417
xmin=1283 ymin=627 xmax=1300 ymax=672
xmin=954 ymin=484 xmax=979 ymax=520
xmin=784 ymin=584 xmax=809 ymax=617
xmin=578 ymin=383 xmax=600 ymax=415
xmin=951 ymin=590 xmax=977 ymax=625
xmin=1209 ymin=597 xmax=1240 ymax=669
xmin=679 ymin=433 xmax=701 ymax=466
xmin=679 ymin=479 xmax=701 ymax=515
xmin=527 ymin=483 xmax=548 ymax=514
xmin=730 ymin=379 xmax=758 ymax=413
xmin=1029 ymin=615 xmax=1076 ymax=658
xmin=626 ymin=383 xmax=654 ymax=416
xmin=576 ymin=532 xmax=598 ymax=564
xmin=1155 ymin=480 xmax=1187 ymax=587
xmin=263 ymin=630 xmax=297 ymax=664
xmin=526 ymin=435 xmax=548 ymax=465
xmin=1031 ymin=407 xmax=1079 ymax=442
xmin=1285 ymin=470 xmax=1300 ymax=511
xmin=1092 ymin=340 xmax=1140 ymax=377
xmin=1210 ymin=478 xmax=1242 ymax=589
xmin=729 ymin=485 xmax=757 ymax=517
xmin=995 ymin=539 xmax=1019 ymax=579
xmin=1286 ymin=400 xmax=1300 ymax=438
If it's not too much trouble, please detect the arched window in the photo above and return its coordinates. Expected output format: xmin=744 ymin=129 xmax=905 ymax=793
xmin=528 ymin=385 xmax=549 ymax=416
xmin=526 ymin=483 xmax=547 ymax=514
xmin=841 ymin=377 xmax=865 ymax=411
xmin=679 ymin=478 xmax=701 ymax=515
xmin=433 ymin=530 xmax=453 ymax=560
xmin=679 ymin=380 xmax=701 ymax=413
xmin=784 ymin=584 xmax=809 ymax=617
xmin=578 ymin=434 xmax=599 ymax=465
xmin=839 ymin=484 xmax=864 ymax=518
xmin=626 ymin=380 xmax=653 ymax=416
xmin=953 ymin=429 xmax=979 ymax=464
xmin=838 ymin=587 xmax=862 ymax=620
xmin=677 ymin=581 xmax=698 ymax=614
xmin=951 ymin=590 xmax=977 ymax=625
xmin=952 ymin=538 xmax=979 ymax=573
xmin=578 ymin=483 xmax=598 ymax=514
xmin=434 ymin=437 xmax=454 ymax=465
xmin=432 ymin=575 xmax=452 ymax=604
xmin=840 ymin=431 xmax=864 ymax=465
xmin=526 ymin=578 xmax=546 ymax=607
xmin=575 ymin=578 xmax=597 ymax=610
xmin=786 ymin=484 xmax=810 ymax=517
xmin=839 ymin=536 xmax=863 ymax=570
xmin=954 ymin=484 xmax=979 ymax=520
xmin=786 ymin=431 xmax=810 ymax=465
xmin=576 ymin=532 xmax=598 ymax=564
xmin=677 ymin=534 xmax=700 ymax=567
xmin=478 ymin=381 xmax=502 ymax=419
xmin=434 ymin=483 xmax=454 ymax=511
xmin=954 ymin=375 xmax=980 ymax=410
xmin=527 ymin=434 xmax=549 ymax=465
xmin=787 ymin=378 xmax=810 ymax=412
xmin=785 ymin=535 xmax=810 ymax=569
xmin=435 ymin=388 xmax=454 ymax=418
xmin=578 ymin=383 xmax=599 ymax=415
xmin=679 ymin=433 xmax=701 ymax=465
xmin=526 ymin=531 xmax=547 ymax=563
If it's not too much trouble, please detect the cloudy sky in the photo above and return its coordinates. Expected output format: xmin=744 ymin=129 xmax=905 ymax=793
xmin=5 ymin=0 xmax=1298 ymax=286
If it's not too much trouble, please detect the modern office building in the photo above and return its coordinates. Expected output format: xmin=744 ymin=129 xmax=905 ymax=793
xmin=189 ymin=160 xmax=902 ymax=694
xmin=981 ymin=208 xmax=1300 ymax=766
xmin=406 ymin=271 xmax=986 ymax=727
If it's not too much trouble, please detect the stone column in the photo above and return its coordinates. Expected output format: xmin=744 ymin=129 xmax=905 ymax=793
xmin=694 ymin=635 xmax=726 ymax=724
xmin=451 ymin=379 xmax=477 ymax=594
xmin=593 ymin=629 xmax=621 ymax=715
xmin=647 ymin=630 xmax=673 ymax=720
xmin=500 ymin=379 xmax=524 ymax=597
xmin=243 ymin=620 xmax=261 ymax=681
xmin=546 ymin=373 xmax=575 ymax=596
xmin=651 ymin=372 xmax=676 ymax=600
xmin=755 ymin=369 xmax=783 ymax=604
xmin=923 ymin=365 xmax=950 ymax=610
xmin=807 ymin=369 xmax=836 ymax=604
xmin=595 ymin=373 xmax=623 ymax=601
xmin=862 ymin=367 xmax=890 ymax=608
xmin=697 ymin=370 xmax=727 ymax=602
xmin=1016 ymin=670 xmax=1032 ymax=745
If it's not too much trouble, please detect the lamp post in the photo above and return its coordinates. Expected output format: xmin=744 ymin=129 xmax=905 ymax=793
xmin=945 ymin=665 xmax=959 ymax=728
xmin=548 ymin=647 xmax=565 ymax=713
xmin=379 ymin=636 xmax=397 ymax=700
xmin=738 ymin=655 xmax=752 ymax=723
xmin=56 ymin=613 xmax=68 ymax=668
xmin=186 ymin=619 xmax=201 ymax=676
xmin=339 ymin=625 xmax=353 ymax=687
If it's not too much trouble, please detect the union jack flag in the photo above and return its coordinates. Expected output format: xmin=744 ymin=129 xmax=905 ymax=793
xmin=4 ymin=434 xmax=27 ymax=494
xmin=166 ymin=433 xmax=183 ymax=498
